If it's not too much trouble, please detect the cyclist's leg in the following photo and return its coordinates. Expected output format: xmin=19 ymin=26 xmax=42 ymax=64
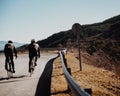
xmin=10 ymin=55 xmax=15 ymax=73
xmin=5 ymin=56 xmax=9 ymax=71
xmin=34 ymin=55 xmax=38 ymax=66
xmin=8 ymin=56 xmax=12 ymax=72
xmin=29 ymin=56 xmax=34 ymax=72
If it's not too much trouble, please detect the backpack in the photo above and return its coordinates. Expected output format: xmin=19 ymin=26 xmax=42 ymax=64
xmin=29 ymin=43 xmax=39 ymax=56
xmin=33 ymin=43 xmax=39 ymax=51
xmin=5 ymin=43 xmax=14 ymax=54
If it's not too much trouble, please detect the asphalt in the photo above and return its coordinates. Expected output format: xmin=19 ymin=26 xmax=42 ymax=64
xmin=0 ymin=52 xmax=58 ymax=96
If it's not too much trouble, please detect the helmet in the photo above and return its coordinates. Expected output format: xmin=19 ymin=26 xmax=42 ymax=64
xmin=8 ymin=40 xmax=13 ymax=43
xmin=31 ymin=39 xmax=35 ymax=43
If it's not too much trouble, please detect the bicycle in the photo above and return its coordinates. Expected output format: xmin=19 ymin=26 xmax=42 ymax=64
xmin=6 ymin=57 xmax=14 ymax=78
xmin=29 ymin=57 xmax=36 ymax=77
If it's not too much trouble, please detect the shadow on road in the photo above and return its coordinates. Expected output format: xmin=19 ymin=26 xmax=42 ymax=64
xmin=35 ymin=55 xmax=58 ymax=96
xmin=0 ymin=75 xmax=28 ymax=84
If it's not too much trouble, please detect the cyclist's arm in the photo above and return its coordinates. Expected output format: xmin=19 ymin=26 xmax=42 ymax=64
xmin=13 ymin=46 xmax=17 ymax=58
xmin=4 ymin=44 xmax=8 ymax=56
xmin=38 ymin=46 xmax=40 ymax=58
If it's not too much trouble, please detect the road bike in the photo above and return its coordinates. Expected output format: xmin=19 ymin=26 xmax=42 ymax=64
xmin=6 ymin=57 xmax=13 ymax=78
xmin=29 ymin=57 xmax=36 ymax=77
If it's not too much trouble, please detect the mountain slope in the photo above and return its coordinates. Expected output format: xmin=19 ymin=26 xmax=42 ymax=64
xmin=37 ymin=15 xmax=120 ymax=47
xmin=0 ymin=41 xmax=23 ymax=51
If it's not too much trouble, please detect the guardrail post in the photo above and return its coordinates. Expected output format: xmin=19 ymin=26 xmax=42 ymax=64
xmin=84 ymin=88 xmax=92 ymax=95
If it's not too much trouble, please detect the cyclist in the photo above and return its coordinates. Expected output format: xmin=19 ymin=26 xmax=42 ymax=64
xmin=4 ymin=40 xmax=17 ymax=73
xmin=28 ymin=39 xmax=40 ymax=73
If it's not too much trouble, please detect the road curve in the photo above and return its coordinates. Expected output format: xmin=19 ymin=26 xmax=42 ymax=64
xmin=0 ymin=52 xmax=58 ymax=96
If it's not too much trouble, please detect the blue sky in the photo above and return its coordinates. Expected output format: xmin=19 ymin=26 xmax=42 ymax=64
xmin=0 ymin=0 xmax=120 ymax=43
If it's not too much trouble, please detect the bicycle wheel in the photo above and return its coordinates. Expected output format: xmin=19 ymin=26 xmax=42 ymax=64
xmin=7 ymin=57 xmax=13 ymax=78
xmin=30 ymin=58 xmax=35 ymax=77
xmin=7 ymin=71 xmax=13 ymax=78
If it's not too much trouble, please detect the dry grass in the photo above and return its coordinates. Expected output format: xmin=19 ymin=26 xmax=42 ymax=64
xmin=51 ymin=52 xmax=120 ymax=96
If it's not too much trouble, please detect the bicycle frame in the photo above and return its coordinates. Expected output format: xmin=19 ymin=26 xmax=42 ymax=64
xmin=30 ymin=56 xmax=36 ymax=77
xmin=6 ymin=57 xmax=13 ymax=78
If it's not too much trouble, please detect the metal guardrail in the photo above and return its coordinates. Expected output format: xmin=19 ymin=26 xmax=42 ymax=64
xmin=59 ymin=51 xmax=90 ymax=96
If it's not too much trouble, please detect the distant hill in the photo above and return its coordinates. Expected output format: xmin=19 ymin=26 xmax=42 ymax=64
xmin=19 ymin=14 xmax=120 ymax=60
xmin=37 ymin=15 xmax=120 ymax=47
xmin=0 ymin=41 xmax=23 ymax=51
xmin=19 ymin=14 xmax=120 ymax=49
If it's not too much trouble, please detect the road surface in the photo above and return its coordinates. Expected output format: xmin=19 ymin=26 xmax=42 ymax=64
xmin=0 ymin=52 xmax=58 ymax=96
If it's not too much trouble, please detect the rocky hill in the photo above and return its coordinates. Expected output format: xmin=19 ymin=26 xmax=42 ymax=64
xmin=37 ymin=15 xmax=120 ymax=47
xmin=37 ymin=14 xmax=120 ymax=61
xmin=18 ymin=15 xmax=120 ymax=75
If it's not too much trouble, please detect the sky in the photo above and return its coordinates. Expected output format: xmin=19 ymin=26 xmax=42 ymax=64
xmin=0 ymin=0 xmax=120 ymax=43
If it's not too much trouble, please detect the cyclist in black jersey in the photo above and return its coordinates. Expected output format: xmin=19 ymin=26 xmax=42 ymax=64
xmin=4 ymin=40 xmax=17 ymax=73
xmin=28 ymin=39 xmax=40 ymax=73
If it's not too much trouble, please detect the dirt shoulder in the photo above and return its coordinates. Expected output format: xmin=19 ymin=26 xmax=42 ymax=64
xmin=51 ymin=52 xmax=120 ymax=96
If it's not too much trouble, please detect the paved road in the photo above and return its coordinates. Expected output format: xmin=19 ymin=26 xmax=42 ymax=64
xmin=0 ymin=52 xmax=58 ymax=96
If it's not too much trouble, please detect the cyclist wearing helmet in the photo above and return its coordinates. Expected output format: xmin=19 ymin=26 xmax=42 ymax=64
xmin=4 ymin=40 xmax=17 ymax=73
xmin=28 ymin=39 xmax=40 ymax=72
